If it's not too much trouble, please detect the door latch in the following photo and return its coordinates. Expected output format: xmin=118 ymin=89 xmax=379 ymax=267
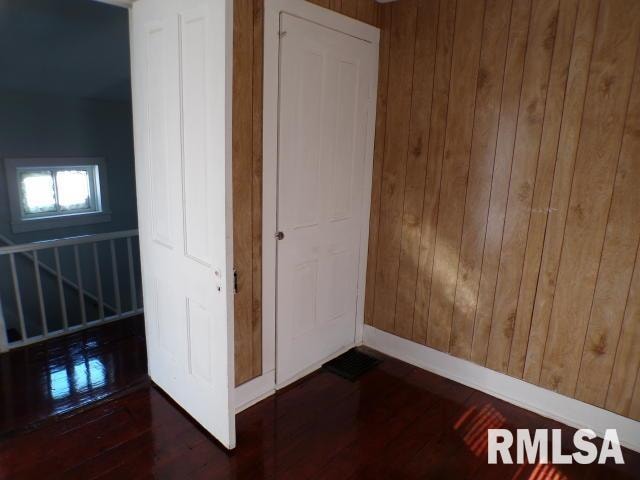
xmin=233 ymin=268 xmax=238 ymax=294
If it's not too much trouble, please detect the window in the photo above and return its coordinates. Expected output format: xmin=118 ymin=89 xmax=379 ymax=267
xmin=18 ymin=166 xmax=100 ymax=218
xmin=5 ymin=158 xmax=110 ymax=232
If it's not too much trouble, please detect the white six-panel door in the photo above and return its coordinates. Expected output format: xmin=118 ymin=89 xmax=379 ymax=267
xmin=131 ymin=0 xmax=235 ymax=449
xmin=276 ymin=12 xmax=376 ymax=385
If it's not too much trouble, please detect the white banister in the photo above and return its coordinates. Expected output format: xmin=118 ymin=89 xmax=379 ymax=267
xmin=110 ymin=240 xmax=122 ymax=317
xmin=74 ymin=245 xmax=88 ymax=326
xmin=32 ymin=250 xmax=48 ymax=336
xmin=127 ymin=237 xmax=138 ymax=311
xmin=0 ymin=294 xmax=8 ymax=353
xmin=9 ymin=254 xmax=26 ymax=341
xmin=54 ymin=247 xmax=69 ymax=331
xmin=0 ymin=229 xmax=139 ymax=255
xmin=0 ymin=232 xmax=119 ymax=314
xmin=0 ymin=230 xmax=142 ymax=351
xmin=92 ymin=243 xmax=105 ymax=320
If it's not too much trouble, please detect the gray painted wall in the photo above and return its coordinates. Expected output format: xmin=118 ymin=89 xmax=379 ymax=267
xmin=0 ymin=91 xmax=140 ymax=339
xmin=0 ymin=90 xmax=137 ymax=243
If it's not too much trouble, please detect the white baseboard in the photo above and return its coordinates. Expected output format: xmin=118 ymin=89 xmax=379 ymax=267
xmin=235 ymin=370 xmax=276 ymax=413
xmin=275 ymin=342 xmax=355 ymax=390
xmin=363 ymin=325 xmax=640 ymax=453
xmin=234 ymin=343 xmax=356 ymax=412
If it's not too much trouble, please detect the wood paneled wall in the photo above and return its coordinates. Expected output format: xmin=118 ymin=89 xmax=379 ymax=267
xmin=232 ymin=0 xmax=384 ymax=385
xmin=365 ymin=0 xmax=640 ymax=420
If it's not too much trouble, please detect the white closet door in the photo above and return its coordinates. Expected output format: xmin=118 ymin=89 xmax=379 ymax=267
xmin=276 ymin=13 xmax=375 ymax=385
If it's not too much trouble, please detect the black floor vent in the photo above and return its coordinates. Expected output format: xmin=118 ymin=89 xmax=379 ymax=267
xmin=322 ymin=348 xmax=381 ymax=381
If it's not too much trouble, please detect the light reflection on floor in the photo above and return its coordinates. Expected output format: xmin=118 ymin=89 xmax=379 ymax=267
xmin=49 ymin=358 xmax=107 ymax=401
xmin=453 ymin=404 xmax=569 ymax=479
xmin=454 ymin=403 xmax=507 ymax=457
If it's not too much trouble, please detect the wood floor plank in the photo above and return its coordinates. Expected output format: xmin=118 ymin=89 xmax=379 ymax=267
xmin=575 ymin=45 xmax=640 ymax=406
xmin=470 ymin=0 xmax=531 ymax=364
xmin=372 ymin=0 xmax=418 ymax=333
xmin=2 ymin=333 xmax=640 ymax=479
xmin=539 ymin=0 xmax=640 ymax=396
xmin=426 ymin=0 xmax=485 ymax=352
xmin=412 ymin=0 xmax=457 ymax=344
xmin=507 ymin=0 xmax=580 ymax=378
xmin=522 ymin=0 xmax=600 ymax=384
xmin=486 ymin=0 xmax=561 ymax=373
xmin=394 ymin=0 xmax=439 ymax=340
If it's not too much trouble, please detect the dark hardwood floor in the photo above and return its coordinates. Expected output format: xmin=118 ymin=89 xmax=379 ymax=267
xmin=0 ymin=316 xmax=147 ymax=437
xmin=0 ymin=319 xmax=638 ymax=479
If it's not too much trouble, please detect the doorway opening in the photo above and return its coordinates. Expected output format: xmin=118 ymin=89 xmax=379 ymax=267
xmin=0 ymin=0 xmax=145 ymax=435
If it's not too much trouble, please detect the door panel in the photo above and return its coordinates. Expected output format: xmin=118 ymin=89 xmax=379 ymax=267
xmin=131 ymin=0 xmax=235 ymax=449
xmin=276 ymin=13 xmax=374 ymax=385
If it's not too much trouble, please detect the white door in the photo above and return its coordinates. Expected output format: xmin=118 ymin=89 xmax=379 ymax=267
xmin=276 ymin=13 xmax=376 ymax=385
xmin=131 ymin=0 xmax=235 ymax=449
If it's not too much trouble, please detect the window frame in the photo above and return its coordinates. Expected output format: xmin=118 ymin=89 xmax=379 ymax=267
xmin=4 ymin=157 xmax=111 ymax=233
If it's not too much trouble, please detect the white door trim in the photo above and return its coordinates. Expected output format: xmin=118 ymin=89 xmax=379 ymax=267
xmin=261 ymin=0 xmax=379 ymax=390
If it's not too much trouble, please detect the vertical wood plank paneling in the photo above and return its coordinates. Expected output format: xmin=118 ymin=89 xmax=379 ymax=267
xmin=575 ymin=46 xmax=640 ymax=406
xmin=412 ymin=0 xmax=457 ymax=344
xmin=367 ymin=0 xmax=640 ymax=421
xmin=308 ymin=0 xmax=331 ymax=8
xmin=356 ymin=0 xmax=377 ymax=26
xmin=251 ymin=0 xmax=264 ymax=379
xmin=364 ymin=4 xmax=391 ymax=326
xmin=507 ymin=0 xmax=579 ymax=378
xmin=539 ymin=0 xmax=640 ymax=396
xmin=470 ymin=0 xmax=531 ymax=365
xmin=426 ymin=0 xmax=485 ymax=352
xmin=605 ymin=244 xmax=640 ymax=418
xmin=233 ymin=0 xmax=254 ymax=385
xmin=372 ymin=0 xmax=418 ymax=333
xmin=340 ymin=0 xmax=358 ymax=19
xmin=630 ymin=375 xmax=640 ymax=421
xmin=486 ymin=0 xmax=560 ymax=373
xmin=449 ymin=0 xmax=512 ymax=359
xmin=394 ymin=0 xmax=439 ymax=340
xmin=522 ymin=0 xmax=600 ymax=384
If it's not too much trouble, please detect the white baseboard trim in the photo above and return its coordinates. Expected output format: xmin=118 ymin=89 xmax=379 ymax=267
xmin=235 ymin=370 xmax=276 ymax=413
xmin=234 ymin=343 xmax=357 ymax=412
xmin=363 ymin=325 xmax=640 ymax=453
xmin=275 ymin=342 xmax=355 ymax=390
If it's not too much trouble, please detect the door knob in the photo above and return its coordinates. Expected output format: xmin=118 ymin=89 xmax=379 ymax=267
xmin=275 ymin=231 xmax=285 ymax=240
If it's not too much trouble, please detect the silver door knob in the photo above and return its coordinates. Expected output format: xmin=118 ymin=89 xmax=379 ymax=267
xmin=275 ymin=231 xmax=285 ymax=240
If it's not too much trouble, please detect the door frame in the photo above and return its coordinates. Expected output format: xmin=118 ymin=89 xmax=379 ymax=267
xmin=262 ymin=0 xmax=379 ymax=389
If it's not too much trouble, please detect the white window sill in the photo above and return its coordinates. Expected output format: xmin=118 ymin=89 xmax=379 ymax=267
xmin=11 ymin=211 xmax=112 ymax=233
